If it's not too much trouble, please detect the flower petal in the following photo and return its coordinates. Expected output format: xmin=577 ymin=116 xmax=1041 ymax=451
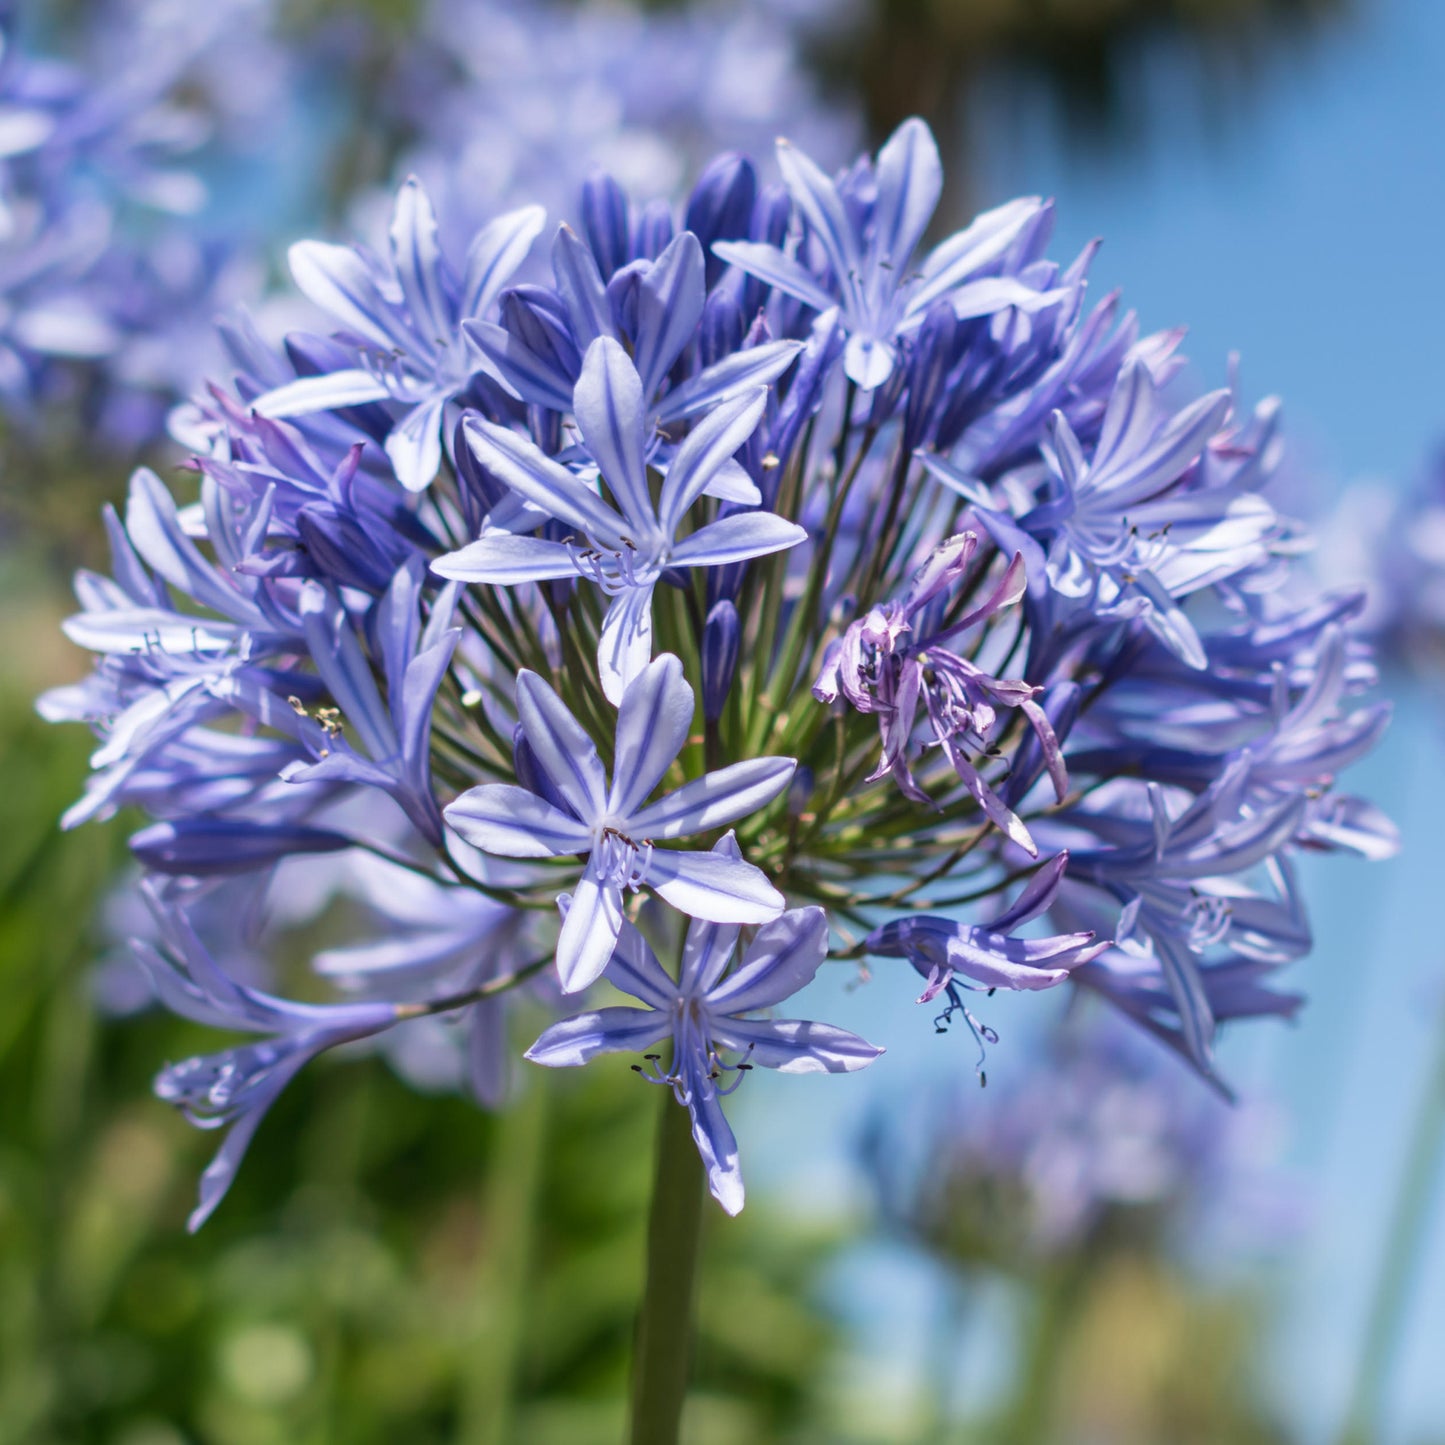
xmin=655 ymin=338 xmax=803 ymax=424
xmin=646 ymin=848 xmax=784 ymax=923
xmin=462 ymin=413 xmax=624 ymax=544
xmin=390 ymin=177 xmax=453 ymax=350
xmin=630 ymin=756 xmax=794 ymax=839
xmin=252 ymin=369 xmax=392 ymax=418
xmin=574 ymin=337 xmax=655 ymax=531
xmin=556 ymin=863 xmax=625 ymax=992
xmin=524 ymin=1006 xmax=671 ymax=1066
xmin=610 ymin=653 xmax=693 ymax=818
xmin=659 ymin=385 xmax=768 ymax=533
xmin=444 ymin=784 xmax=591 ymax=857
xmin=515 ymin=670 xmax=608 ymax=819
xmin=385 ymin=397 xmax=446 ymax=492
xmin=709 ymin=1016 xmax=883 ymax=1074
xmin=597 ymin=583 xmax=657 ymax=708
xmin=633 ymin=231 xmax=706 ymax=397
xmin=686 ymin=1081 xmax=744 ymax=1215
xmin=462 ymin=204 xmax=546 ymax=318
xmin=709 ymin=240 xmax=835 ymax=314
xmin=669 ymin=511 xmax=807 ymax=569
xmin=704 ymin=906 xmax=829 ymax=1013
xmin=432 ymin=533 xmax=578 ymax=586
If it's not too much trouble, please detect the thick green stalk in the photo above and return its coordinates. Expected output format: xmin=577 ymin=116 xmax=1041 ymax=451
xmin=1336 ymin=999 xmax=1445 ymax=1445
xmin=629 ymin=1088 xmax=706 ymax=1445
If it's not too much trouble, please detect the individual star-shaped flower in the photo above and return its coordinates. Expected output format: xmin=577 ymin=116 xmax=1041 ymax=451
xmin=443 ymin=654 xmax=794 ymax=992
xmin=434 ymin=334 xmax=806 ymax=702
xmin=252 ymin=176 xmax=545 ymax=491
xmin=714 ymin=117 xmax=1060 ymax=390
xmin=525 ymin=879 xmax=883 ymax=1213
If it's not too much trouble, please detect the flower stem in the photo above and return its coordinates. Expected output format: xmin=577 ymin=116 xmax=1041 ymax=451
xmin=630 ymin=1089 xmax=706 ymax=1445
xmin=1336 ymin=995 xmax=1445 ymax=1445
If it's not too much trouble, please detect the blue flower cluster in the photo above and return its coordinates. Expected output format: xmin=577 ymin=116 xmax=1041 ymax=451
xmin=0 ymin=0 xmax=299 ymax=446
xmin=44 ymin=116 xmax=1391 ymax=1226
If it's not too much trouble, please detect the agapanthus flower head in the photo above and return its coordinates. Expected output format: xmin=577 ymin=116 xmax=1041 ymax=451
xmin=43 ymin=113 xmax=1389 ymax=1227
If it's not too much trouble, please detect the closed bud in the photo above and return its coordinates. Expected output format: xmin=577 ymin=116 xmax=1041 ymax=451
xmin=702 ymin=599 xmax=740 ymax=720
xmin=581 ymin=171 xmax=631 ymax=279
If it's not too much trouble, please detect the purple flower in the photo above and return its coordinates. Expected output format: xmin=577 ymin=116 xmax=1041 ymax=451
xmin=136 ymin=886 xmax=404 ymax=1230
xmin=526 ymin=880 xmax=882 ymax=1212
xmin=435 ymin=336 xmax=805 ymax=701
xmin=253 ymin=177 xmax=545 ymax=491
xmin=715 ymin=118 xmax=1060 ymax=389
xmin=444 ymin=654 xmax=793 ymax=992
xmin=814 ymin=532 xmax=1064 ymax=853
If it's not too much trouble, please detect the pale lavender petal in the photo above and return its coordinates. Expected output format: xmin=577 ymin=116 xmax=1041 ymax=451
xmin=605 ymin=923 xmax=677 ymax=1009
xmin=252 ymin=369 xmax=391 ymax=418
xmin=704 ymin=906 xmax=829 ymax=1014
xmin=775 ymin=137 xmax=859 ymax=283
xmin=556 ymin=863 xmax=625 ymax=992
xmin=659 ymin=385 xmax=768 ymax=532
xmin=709 ymin=1017 xmax=883 ymax=1074
xmin=463 ymin=414 xmax=624 ymax=543
xmin=633 ymin=231 xmax=706 ymax=397
xmin=592 ymin=582 xmax=654 ymax=706
xmin=668 ymin=511 xmax=807 ymax=569
xmin=515 ymin=670 xmax=608 ymax=818
xmin=524 ymin=1006 xmax=671 ymax=1066
xmin=709 ymin=240 xmax=836 ymax=314
xmin=630 ymin=756 xmax=795 ymax=839
xmin=574 ymin=337 xmax=655 ymax=531
xmin=462 ymin=204 xmax=546 ymax=318
xmin=655 ymin=338 xmax=804 ymax=424
xmin=444 ymin=784 xmax=591 ymax=857
xmin=288 ymin=239 xmax=407 ymax=351
xmin=687 ymin=1083 xmax=744 ymax=1215
xmin=432 ymin=533 xmax=578 ymax=586
xmin=385 ymin=397 xmax=446 ymax=492
xmin=843 ymin=333 xmax=896 ymax=390
xmin=908 ymin=197 xmax=1042 ymax=314
xmin=390 ymin=177 xmax=453 ymax=349
xmin=610 ymin=653 xmax=693 ymax=817
xmin=553 ymin=224 xmax=613 ymax=348
xmin=646 ymin=848 xmax=784 ymax=923
xmin=872 ymin=117 xmax=941 ymax=272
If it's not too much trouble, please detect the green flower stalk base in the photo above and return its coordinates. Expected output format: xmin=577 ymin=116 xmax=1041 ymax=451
xmin=630 ymin=1088 xmax=706 ymax=1445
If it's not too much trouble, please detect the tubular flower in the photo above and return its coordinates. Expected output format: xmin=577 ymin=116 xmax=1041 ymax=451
xmin=527 ymin=872 xmax=881 ymax=1213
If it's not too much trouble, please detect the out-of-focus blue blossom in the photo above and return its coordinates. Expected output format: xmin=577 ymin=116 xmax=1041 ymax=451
xmin=136 ymin=881 xmax=406 ymax=1231
xmin=528 ymin=872 xmax=881 ymax=1213
xmin=866 ymin=1008 xmax=1301 ymax=1261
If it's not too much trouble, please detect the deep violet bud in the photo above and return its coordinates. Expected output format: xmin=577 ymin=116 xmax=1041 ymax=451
xmin=633 ymin=199 xmax=676 ymax=263
xmin=582 ymin=172 xmax=631 ymax=280
xmin=698 ymin=290 xmax=747 ymax=370
xmin=686 ymin=152 xmax=758 ymax=288
xmin=702 ymin=599 xmax=741 ymax=720
xmin=131 ymin=819 xmax=353 ymax=876
xmin=737 ymin=181 xmax=793 ymax=317
xmin=453 ymin=414 xmax=509 ymax=534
